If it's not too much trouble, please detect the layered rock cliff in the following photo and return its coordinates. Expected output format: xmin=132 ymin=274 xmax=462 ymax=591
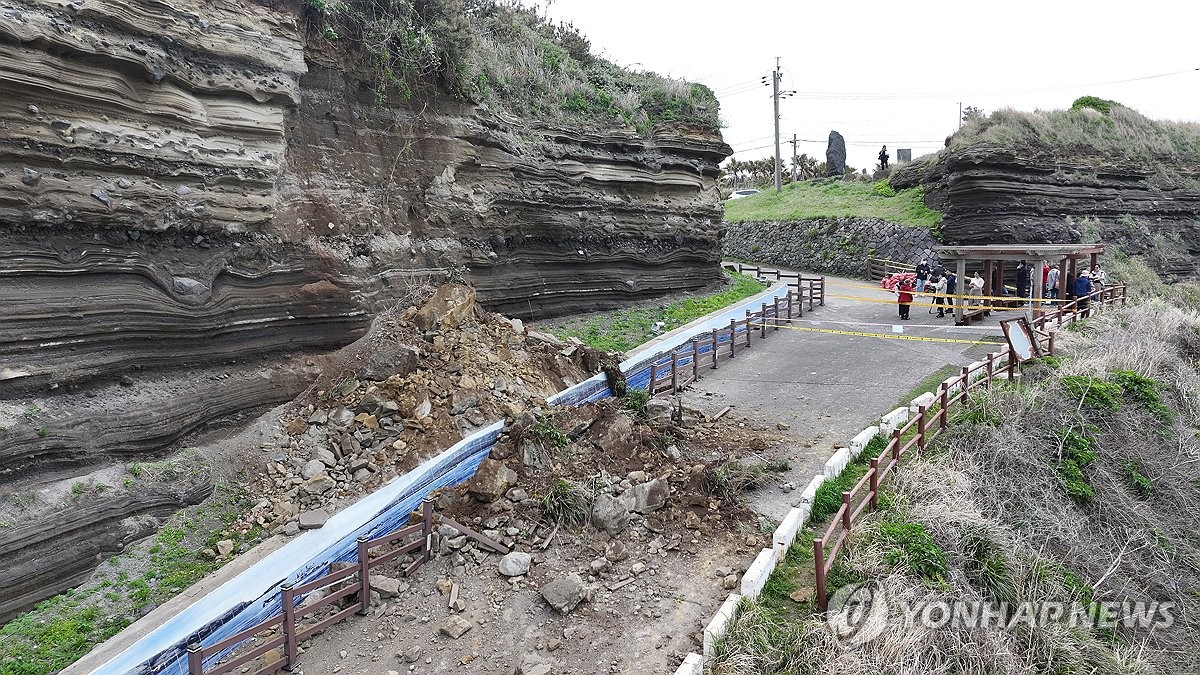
xmin=0 ymin=0 xmax=729 ymax=619
xmin=891 ymin=108 xmax=1200 ymax=277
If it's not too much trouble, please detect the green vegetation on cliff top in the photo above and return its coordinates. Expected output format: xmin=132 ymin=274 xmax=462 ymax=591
xmin=940 ymin=98 xmax=1200 ymax=174
xmin=723 ymin=180 xmax=943 ymax=229
xmin=304 ymin=0 xmax=719 ymax=136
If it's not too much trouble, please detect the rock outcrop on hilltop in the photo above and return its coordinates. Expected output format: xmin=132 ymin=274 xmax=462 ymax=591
xmin=891 ymin=110 xmax=1200 ymax=277
xmin=0 ymin=0 xmax=729 ymax=620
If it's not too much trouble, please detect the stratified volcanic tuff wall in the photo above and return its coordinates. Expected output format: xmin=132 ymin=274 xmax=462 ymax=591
xmin=892 ymin=147 xmax=1200 ymax=276
xmin=0 ymin=0 xmax=728 ymax=619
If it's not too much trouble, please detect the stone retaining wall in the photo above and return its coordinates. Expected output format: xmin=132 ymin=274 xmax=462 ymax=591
xmin=723 ymin=217 xmax=941 ymax=277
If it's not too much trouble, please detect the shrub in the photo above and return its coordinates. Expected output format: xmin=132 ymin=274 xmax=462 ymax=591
xmin=533 ymin=414 xmax=570 ymax=449
xmin=1070 ymin=95 xmax=1121 ymax=114
xmin=871 ymin=179 xmax=896 ymax=197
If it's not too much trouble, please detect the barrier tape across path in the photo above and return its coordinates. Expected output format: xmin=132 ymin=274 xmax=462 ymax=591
xmin=86 ymin=281 xmax=796 ymax=675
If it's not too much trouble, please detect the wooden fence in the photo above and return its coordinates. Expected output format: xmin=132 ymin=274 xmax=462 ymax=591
xmin=723 ymin=262 xmax=826 ymax=307
xmin=812 ymin=283 xmax=1128 ymax=610
xmin=866 ymin=257 xmax=916 ymax=281
xmin=186 ymin=501 xmax=507 ymax=675
xmin=647 ymin=288 xmax=810 ymax=395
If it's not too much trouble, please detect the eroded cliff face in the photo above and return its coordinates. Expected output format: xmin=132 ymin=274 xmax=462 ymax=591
xmin=0 ymin=0 xmax=728 ymax=619
xmin=893 ymin=146 xmax=1200 ymax=276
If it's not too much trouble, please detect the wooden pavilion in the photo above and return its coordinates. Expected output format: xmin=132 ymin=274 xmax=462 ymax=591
xmin=934 ymin=244 xmax=1105 ymax=323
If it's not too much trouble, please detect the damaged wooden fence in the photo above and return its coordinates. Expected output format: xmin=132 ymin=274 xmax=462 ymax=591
xmin=186 ymin=500 xmax=507 ymax=675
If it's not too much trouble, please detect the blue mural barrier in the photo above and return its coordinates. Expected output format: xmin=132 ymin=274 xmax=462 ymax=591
xmin=90 ymin=282 xmax=788 ymax=674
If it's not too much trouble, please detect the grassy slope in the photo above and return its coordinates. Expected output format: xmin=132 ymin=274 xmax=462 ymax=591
xmin=723 ymin=181 xmax=942 ymax=228
xmin=711 ymin=291 xmax=1200 ymax=674
xmin=552 ymin=271 xmax=764 ymax=352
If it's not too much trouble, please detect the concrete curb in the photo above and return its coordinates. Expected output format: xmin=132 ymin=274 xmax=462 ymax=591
xmin=690 ymin=375 xmax=959 ymax=671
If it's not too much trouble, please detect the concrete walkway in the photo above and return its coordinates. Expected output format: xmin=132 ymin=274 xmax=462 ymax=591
xmin=684 ymin=271 xmax=1005 ymax=521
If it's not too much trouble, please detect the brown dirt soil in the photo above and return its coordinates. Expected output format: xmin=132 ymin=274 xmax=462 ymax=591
xmin=217 ymin=400 xmax=791 ymax=675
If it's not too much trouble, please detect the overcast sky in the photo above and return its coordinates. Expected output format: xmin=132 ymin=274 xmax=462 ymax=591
xmin=538 ymin=0 xmax=1200 ymax=172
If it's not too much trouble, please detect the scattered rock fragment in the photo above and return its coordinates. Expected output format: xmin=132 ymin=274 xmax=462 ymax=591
xmin=498 ymin=551 xmax=531 ymax=577
xmin=440 ymin=615 xmax=473 ymax=639
xmin=540 ymin=573 xmax=585 ymax=613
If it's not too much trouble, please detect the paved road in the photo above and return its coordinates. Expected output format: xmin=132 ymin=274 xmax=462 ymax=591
xmin=683 ymin=271 xmax=1005 ymax=521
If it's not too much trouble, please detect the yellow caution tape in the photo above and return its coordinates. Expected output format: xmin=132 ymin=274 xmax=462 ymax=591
xmin=825 ymin=278 xmax=1069 ymax=304
xmin=825 ymin=293 xmax=1048 ymax=312
xmin=749 ymin=322 xmax=1006 ymax=345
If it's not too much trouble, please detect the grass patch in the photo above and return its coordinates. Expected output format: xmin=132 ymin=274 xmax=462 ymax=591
xmin=896 ymin=364 xmax=960 ymax=410
xmin=1110 ymin=369 xmax=1174 ymax=422
xmin=706 ymin=459 xmax=788 ymax=502
xmin=1053 ymin=427 xmax=1099 ymax=505
xmin=538 ymin=479 xmax=588 ymax=526
xmin=1061 ymin=375 xmax=1123 ymax=410
xmin=876 ymin=520 xmax=948 ymax=584
xmin=810 ymin=435 xmax=886 ymax=522
xmin=723 ymin=180 xmax=943 ymax=229
xmin=552 ymin=271 xmax=764 ymax=353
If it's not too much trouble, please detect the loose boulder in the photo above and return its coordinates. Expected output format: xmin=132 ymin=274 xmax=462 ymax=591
xmin=467 ymin=459 xmax=518 ymax=502
xmin=498 ymin=551 xmax=532 ymax=577
xmin=414 ymin=284 xmax=476 ymax=332
xmin=590 ymin=493 xmax=633 ymax=535
xmin=540 ymin=573 xmax=585 ymax=613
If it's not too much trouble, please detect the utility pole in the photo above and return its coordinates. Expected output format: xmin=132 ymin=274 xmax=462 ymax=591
xmin=762 ymin=59 xmax=794 ymax=193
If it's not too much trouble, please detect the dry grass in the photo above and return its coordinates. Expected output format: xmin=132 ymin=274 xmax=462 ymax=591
xmin=711 ymin=301 xmax=1200 ymax=674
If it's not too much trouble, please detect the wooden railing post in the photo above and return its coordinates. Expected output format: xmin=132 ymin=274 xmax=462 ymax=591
xmin=869 ymin=459 xmax=880 ymax=510
xmin=187 ymin=642 xmax=204 ymax=675
xmin=808 ymin=280 xmax=815 ymax=311
xmin=917 ymin=404 xmax=928 ymax=454
xmin=691 ymin=340 xmax=700 ymax=381
xmin=745 ymin=310 xmax=753 ymax=346
xmin=281 ymin=583 xmax=297 ymax=670
xmin=670 ymin=351 xmax=679 ymax=393
xmin=356 ymin=535 xmax=371 ymax=615
xmin=819 ymin=277 xmax=826 ymax=306
xmin=813 ymin=538 xmax=827 ymax=612
xmin=787 ymin=290 xmax=793 ymax=318
xmin=729 ymin=320 xmax=737 ymax=358
xmin=841 ymin=492 xmax=852 ymax=530
xmin=421 ymin=498 xmax=434 ymax=564
xmin=773 ymin=297 xmax=781 ymax=330
xmin=960 ymin=367 xmax=970 ymax=403
xmin=711 ymin=330 xmax=719 ymax=369
xmin=891 ymin=428 xmax=902 ymax=463
xmin=649 ymin=362 xmax=659 ymax=392
xmin=939 ymin=385 xmax=949 ymax=429
xmin=1006 ymin=350 xmax=1016 ymax=380
xmin=760 ymin=303 xmax=768 ymax=338
xmin=1048 ymin=331 xmax=1056 ymax=357
xmin=985 ymin=353 xmax=994 ymax=387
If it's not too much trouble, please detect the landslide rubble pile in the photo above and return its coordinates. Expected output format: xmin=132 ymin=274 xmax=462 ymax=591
xmin=233 ymin=284 xmax=607 ymax=537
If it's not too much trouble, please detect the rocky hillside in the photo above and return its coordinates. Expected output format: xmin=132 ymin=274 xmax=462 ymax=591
xmin=0 ymin=0 xmax=729 ymax=621
xmin=892 ymin=100 xmax=1200 ymax=277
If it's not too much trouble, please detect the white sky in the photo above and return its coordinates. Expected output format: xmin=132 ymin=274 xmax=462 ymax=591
xmin=538 ymin=0 xmax=1200 ymax=172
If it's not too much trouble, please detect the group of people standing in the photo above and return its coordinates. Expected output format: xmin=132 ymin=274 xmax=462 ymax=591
xmin=892 ymin=258 xmax=1110 ymax=321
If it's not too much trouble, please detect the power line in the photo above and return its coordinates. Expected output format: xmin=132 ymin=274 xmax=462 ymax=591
xmin=764 ymin=67 xmax=1199 ymax=101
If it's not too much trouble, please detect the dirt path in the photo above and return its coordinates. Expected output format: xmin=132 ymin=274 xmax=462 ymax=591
xmin=684 ymin=270 xmax=1003 ymax=521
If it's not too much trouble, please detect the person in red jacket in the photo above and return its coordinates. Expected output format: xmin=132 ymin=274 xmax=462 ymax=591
xmin=896 ymin=279 xmax=914 ymax=320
